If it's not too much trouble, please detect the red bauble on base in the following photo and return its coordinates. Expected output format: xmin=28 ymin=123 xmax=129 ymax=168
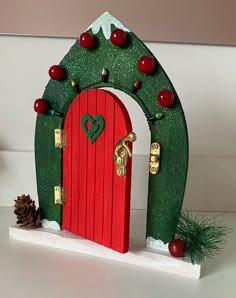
xmin=168 ymin=239 xmax=187 ymax=257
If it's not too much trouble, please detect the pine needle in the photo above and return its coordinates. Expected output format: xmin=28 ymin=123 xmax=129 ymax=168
xmin=175 ymin=211 xmax=230 ymax=264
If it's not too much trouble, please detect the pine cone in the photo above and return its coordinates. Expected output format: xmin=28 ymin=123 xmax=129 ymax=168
xmin=14 ymin=194 xmax=41 ymax=228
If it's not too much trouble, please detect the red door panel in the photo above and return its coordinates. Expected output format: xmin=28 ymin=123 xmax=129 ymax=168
xmin=63 ymin=88 xmax=133 ymax=253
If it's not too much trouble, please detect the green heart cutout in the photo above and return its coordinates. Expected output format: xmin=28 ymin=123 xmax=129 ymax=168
xmin=81 ymin=114 xmax=104 ymax=143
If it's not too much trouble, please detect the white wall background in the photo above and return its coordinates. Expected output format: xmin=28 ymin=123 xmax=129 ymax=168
xmin=0 ymin=35 xmax=236 ymax=211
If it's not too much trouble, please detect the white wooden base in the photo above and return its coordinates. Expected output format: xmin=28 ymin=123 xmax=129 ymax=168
xmin=9 ymin=225 xmax=201 ymax=279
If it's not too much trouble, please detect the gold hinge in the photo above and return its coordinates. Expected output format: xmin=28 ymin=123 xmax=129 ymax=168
xmin=54 ymin=129 xmax=66 ymax=148
xmin=54 ymin=186 xmax=66 ymax=205
xmin=149 ymin=142 xmax=161 ymax=174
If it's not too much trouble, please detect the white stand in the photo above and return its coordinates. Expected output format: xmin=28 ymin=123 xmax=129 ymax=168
xmin=9 ymin=225 xmax=201 ymax=278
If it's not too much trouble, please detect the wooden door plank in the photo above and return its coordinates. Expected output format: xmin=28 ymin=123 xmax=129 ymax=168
xmin=85 ymin=89 xmax=97 ymax=241
xmin=94 ymin=90 xmax=106 ymax=244
xmin=102 ymin=92 xmax=115 ymax=248
xmin=78 ymin=90 xmax=88 ymax=237
xmin=62 ymin=106 xmax=72 ymax=231
xmin=70 ymin=96 xmax=80 ymax=234
xmin=112 ymin=97 xmax=132 ymax=253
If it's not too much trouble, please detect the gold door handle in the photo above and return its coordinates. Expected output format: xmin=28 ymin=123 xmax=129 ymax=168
xmin=114 ymin=132 xmax=136 ymax=177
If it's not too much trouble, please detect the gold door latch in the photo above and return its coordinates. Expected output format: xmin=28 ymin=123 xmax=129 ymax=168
xmin=149 ymin=142 xmax=161 ymax=174
xmin=114 ymin=132 xmax=136 ymax=177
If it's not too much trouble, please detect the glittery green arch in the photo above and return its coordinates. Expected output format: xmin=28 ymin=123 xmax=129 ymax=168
xmin=35 ymin=21 xmax=188 ymax=243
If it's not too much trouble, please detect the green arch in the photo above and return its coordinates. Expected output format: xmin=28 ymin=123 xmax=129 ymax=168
xmin=35 ymin=27 xmax=188 ymax=243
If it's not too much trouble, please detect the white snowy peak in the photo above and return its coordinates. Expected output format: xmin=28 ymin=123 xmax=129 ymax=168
xmin=87 ymin=12 xmax=130 ymax=39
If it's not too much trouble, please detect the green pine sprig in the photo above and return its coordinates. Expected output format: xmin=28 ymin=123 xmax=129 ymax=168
xmin=175 ymin=211 xmax=230 ymax=264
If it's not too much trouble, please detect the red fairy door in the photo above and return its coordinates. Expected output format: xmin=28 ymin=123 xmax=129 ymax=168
xmin=62 ymin=88 xmax=135 ymax=253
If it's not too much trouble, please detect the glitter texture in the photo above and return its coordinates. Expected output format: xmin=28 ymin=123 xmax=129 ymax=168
xmin=35 ymin=13 xmax=188 ymax=243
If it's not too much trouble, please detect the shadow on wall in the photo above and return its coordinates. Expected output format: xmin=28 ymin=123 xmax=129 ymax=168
xmin=0 ymin=141 xmax=7 ymax=173
xmin=183 ymin=156 xmax=236 ymax=212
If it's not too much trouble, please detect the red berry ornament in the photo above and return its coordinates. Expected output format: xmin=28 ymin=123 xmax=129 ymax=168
xmin=168 ymin=239 xmax=187 ymax=257
xmin=138 ymin=55 xmax=155 ymax=74
xmin=48 ymin=65 xmax=64 ymax=80
xmin=157 ymin=89 xmax=175 ymax=108
xmin=34 ymin=99 xmax=49 ymax=114
xmin=110 ymin=29 xmax=127 ymax=47
xmin=80 ymin=32 xmax=95 ymax=49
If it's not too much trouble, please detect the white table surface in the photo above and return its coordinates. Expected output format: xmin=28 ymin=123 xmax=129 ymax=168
xmin=1 ymin=207 xmax=235 ymax=298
